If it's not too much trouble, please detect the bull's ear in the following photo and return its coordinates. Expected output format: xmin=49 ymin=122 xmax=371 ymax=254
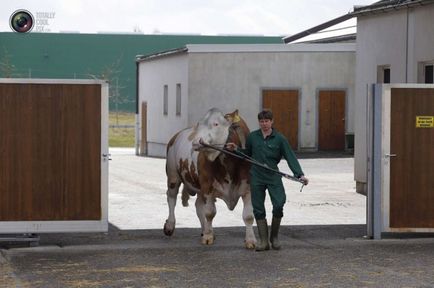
xmin=224 ymin=109 xmax=240 ymax=123
xmin=232 ymin=109 xmax=240 ymax=123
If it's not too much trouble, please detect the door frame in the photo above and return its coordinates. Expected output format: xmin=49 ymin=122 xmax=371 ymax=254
xmin=368 ymin=83 xmax=434 ymax=239
xmin=0 ymin=78 xmax=109 ymax=233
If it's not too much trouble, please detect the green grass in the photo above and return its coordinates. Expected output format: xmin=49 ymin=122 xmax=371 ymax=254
xmin=109 ymin=112 xmax=135 ymax=147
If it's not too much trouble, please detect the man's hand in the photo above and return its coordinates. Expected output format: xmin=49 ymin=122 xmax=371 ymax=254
xmin=225 ymin=142 xmax=237 ymax=151
xmin=299 ymin=176 xmax=309 ymax=185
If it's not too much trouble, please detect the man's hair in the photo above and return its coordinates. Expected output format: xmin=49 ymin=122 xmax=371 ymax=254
xmin=258 ymin=109 xmax=273 ymax=120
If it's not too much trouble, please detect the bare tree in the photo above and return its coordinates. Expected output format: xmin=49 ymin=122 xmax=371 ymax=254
xmin=87 ymin=55 xmax=133 ymax=125
xmin=0 ymin=47 xmax=16 ymax=78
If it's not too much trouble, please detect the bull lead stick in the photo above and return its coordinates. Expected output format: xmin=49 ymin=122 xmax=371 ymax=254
xmin=198 ymin=139 xmax=305 ymax=192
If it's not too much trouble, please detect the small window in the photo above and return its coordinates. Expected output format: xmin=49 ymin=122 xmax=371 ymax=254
xmin=377 ymin=65 xmax=390 ymax=83
xmin=383 ymin=68 xmax=390 ymax=83
xmin=176 ymin=83 xmax=181 ymax=116
xmin=425 ymin=64 xmax=433 ymax=84
xmin=163 ymin=85 xmax=168 ymax=116
xmin=417 ymin=61 xmax=434 ymax=83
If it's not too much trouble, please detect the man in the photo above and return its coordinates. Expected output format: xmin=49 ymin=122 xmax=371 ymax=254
xmin=226 ymin=110 xmax=308 ymax=251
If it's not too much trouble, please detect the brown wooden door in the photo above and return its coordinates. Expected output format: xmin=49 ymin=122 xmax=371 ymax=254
xmin=262 ymin=90 xmax=299 ymax=150
xmin=318 ymin=90 xmax=346 ymax=151
xmin=390 ymin=88 xmax=434 ymax=228
xmin=0 ymin=83 xmax=101 ymax=221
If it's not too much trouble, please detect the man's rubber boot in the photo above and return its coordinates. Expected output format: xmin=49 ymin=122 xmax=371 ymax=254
xmin=255 ymin=219 xmax=270 ymax=251
xmin=270 ymin=217 xmax=282 ymax=250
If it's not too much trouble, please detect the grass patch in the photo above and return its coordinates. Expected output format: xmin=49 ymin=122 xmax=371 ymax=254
xmin=109 ymin=112 xmax=135 ymax=147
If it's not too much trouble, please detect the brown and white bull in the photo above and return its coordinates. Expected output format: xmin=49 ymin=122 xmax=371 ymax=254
xmin=164 ymin=108 xmax=256 ymax=248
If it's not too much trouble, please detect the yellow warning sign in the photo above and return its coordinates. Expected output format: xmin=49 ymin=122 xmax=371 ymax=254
xmin=416 ymin=116 xmax=434 ymax=128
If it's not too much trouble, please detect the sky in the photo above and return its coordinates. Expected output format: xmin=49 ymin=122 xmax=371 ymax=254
xmin=1 ymin=0 xmax=375 ymax=37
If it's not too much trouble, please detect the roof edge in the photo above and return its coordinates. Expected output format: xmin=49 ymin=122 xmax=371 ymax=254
xmin=283 ymin=13 xmax=354 ymax=44
xmin=185 ymin=43 xmax=355 ymax=53
xmin=283 ymin=0 xmax=434 ymax=44
xmin=353 ymin=0 xmax=434 ymax=15
xmin=136 ymin=46 xmax=187 ymax=62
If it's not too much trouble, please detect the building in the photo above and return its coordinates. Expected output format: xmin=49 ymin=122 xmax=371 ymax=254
xmin=0 ymin=32 xmax=282 ymax=112
xmin=137 ymin=43 xmax=356 ymax=157
xmin=353 ymin=0 xmax=434 ymax=194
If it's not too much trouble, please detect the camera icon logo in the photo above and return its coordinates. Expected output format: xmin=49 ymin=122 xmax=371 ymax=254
xmin=10 ymin=9 xmax=34 ymax=33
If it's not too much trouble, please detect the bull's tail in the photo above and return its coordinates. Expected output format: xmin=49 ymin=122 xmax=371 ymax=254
xmin=181 ymin=186 xmax=197 ymax=207
xmin=181 ymin=187 xmax=190 ymax=207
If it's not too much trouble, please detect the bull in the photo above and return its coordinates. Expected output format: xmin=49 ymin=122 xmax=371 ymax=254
xmin=164 ymin=108 xmax=256 ymax=249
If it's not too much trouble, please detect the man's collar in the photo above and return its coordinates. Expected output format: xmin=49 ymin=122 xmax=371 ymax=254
xmin=260 ymin=128 xmax=275 ymax=139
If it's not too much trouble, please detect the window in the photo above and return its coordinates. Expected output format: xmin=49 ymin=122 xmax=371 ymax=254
xmin=418 ymin=61 xmax=434 ymax=83
xmin=425 ymin=64 xmax=433 ymax=84
xmin=383 ymin=68 xmax=390 ymax=83
xmin=377 ymin=65 xmax=390 ymax=83
xmin=163 ymin=85 xmax=168 ymax=116
xmin=176 ymin=83 xmax=181 ymax=116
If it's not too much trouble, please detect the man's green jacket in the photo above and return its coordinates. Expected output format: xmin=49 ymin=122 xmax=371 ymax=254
xmin=237 ymin=128 xmax=304 ymax=183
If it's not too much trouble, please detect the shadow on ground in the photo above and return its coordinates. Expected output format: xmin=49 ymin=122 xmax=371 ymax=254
xmin=2 ymin=224 xmax=434 ymax=288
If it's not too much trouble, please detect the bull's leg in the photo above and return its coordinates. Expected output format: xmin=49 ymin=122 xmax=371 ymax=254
xmin=164 ymin=180 xmax=181 ymax=236
xmin=241 ymin=187 xmax=257 ymax=249
xmin=195 ymin=194 xmax=216 ymax=245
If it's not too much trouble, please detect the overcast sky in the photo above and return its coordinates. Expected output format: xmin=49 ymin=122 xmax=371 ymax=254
xmin=1 ymin=0 xmax=374 ymax=36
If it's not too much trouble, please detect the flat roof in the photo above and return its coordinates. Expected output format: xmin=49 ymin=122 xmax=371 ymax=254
xmin=186 ymin=43 xmax=355 ymax=52
xmin=137 ymin=43 xmax=355 ymax=62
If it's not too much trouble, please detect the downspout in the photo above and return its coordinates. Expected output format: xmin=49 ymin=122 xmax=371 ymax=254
xmin=135 ymin=60 xmax=140 ymax=155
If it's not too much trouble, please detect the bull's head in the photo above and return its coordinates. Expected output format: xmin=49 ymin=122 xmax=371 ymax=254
xmin=192 ymin=108 xmax=233 ymax=161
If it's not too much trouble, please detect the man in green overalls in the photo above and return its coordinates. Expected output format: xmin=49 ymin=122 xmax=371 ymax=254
xmin=227 ymin=110 xmax=309 ymax=251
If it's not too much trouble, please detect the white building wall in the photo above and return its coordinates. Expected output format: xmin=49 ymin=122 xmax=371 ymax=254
xmin=354 ymin=5 xmax=434 ymax=192
xmin=408 ymin=6 xmax=434 ymax=82
xmin=139 ymin=44 xmax=355 ymax=157
xmin=188 ymin=49 xmax=355 ymax=150
xmin=138 ymin=54 xmax=189 ymax=157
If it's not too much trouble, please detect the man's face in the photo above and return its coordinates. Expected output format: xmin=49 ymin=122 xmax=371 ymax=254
xmin=259 ymin=118 xmax=273 ymax=132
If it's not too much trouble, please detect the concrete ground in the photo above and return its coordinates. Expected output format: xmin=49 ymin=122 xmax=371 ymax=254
xmin=108 ymin=148 xmax=366 ymax=230
xmin=1 ymin=149 xmax=433 ymax=288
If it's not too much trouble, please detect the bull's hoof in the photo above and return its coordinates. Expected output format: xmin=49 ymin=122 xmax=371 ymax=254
xmin=201 ymin=234 xmax=215 ymax=245
xmin=163 ymin=220 xmax=175 ymax=236
xmin=245 ymin=240 xmax=256 ymax=250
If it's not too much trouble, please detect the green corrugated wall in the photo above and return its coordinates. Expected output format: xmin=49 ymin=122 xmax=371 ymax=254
xmin=0 ymin=32 xmax=282 ymax=112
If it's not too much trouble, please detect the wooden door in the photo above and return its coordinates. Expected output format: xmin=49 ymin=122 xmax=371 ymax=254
xmin=390 ymin=88 xmax=434 ymax=228
xmin=318 ymin=90 xmax=346 ymax=151
xmin=0 ymin=83 xmax=102 ymax=221
xmin=262 ymin=90 xmax=299 ymax=150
